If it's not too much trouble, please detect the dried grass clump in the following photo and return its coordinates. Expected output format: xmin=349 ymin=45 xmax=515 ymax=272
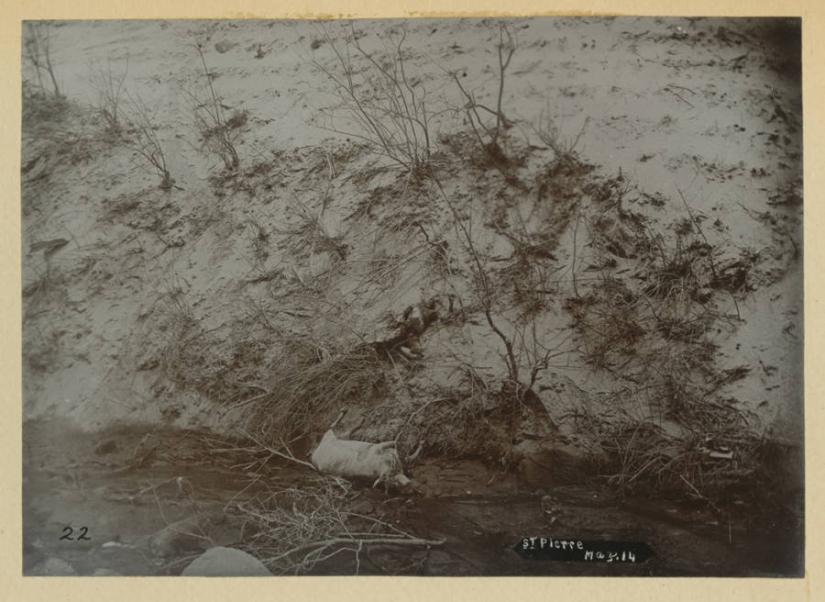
xmin=249 ymin=341 xmax=388 ymax=444
xmin=564 ymin=277 xmax=646 ymax=370
xmin=337 ymin=368 xmax=500 ymax=463
xmin=556 ymin=177 xmax=772 ymax=508
xmin=567 ymin=192 xmax=741 ymax=378
xmin=394 ymin=370 xmax=549 ymax=467
xmin=22 ymin=84 xmax=70 ymax=129
xmin=278 ymin=201 xmax=348 ymax=262
xmin=589 ymin=408 xmax=767 ymax=507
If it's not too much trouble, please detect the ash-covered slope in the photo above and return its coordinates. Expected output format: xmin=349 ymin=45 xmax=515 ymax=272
xmin=22 ymin=18 xmax=802 ymax=511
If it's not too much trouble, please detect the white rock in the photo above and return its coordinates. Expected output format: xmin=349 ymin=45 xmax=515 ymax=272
xmin=32 ymin=557 xmax=77 ymax=575
xmin=92 ymin=568 xmax=121 ymax=576
xmin=181 ymin=547 xmax=271 ymax=576
xmin=149 ymin=515 xmax=211 ymax=558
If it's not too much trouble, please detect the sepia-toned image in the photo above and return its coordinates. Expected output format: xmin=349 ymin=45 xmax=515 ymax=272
xmin=21 ymin=17 xmax=803 ymax=577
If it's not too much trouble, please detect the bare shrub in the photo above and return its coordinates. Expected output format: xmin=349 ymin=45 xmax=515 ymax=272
xmin=23 ymin=22 xmax=63 ymax=98
xmin=123 ymin=89 xmax=174 ymax=189
xmin=187 ymin=40 xmax=242 ymax=171
xmin=531 ymin=98 xmax=590 ymax=165
xmin=434 ymin=177 xmax=519 ymax=386
xmin=313 ymin=23 xmax=432 ymax=175
xmin=450 ymin=22 xmax=516 ymax=163
xmin=493 ymin=155 xmax=594 ymax=317
xmin=88 ymin=55 xmax=129 ymax=133
xmin=430 ymin=175 xmax=561 ymax=404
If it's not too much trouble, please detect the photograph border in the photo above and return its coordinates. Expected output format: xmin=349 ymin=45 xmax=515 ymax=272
xmin=3 ymin=0 xmax=821 ymax=599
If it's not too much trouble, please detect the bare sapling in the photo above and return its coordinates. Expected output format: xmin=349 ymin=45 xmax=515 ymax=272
xmin=431 ymin=176 xmax=521 ymax=387
xmin=23 ymin=22 xmax=63 ymax=99
xmin=451 ymin=22 xmax=516 ymax=161
xmin=313 ymin=23 xmax=432 ymax=175
xmin=490 ymin=23 xmax=516 ymax=151
xmin=185 ymin=34 xmax=241 ymax=171
xmin=124 ymin=89 xmax=174 ymax=190
xmin=432 ymin=171 xmax=565 ymax=403
xmin=532 ymin=98 xmax=590 ymax=165
xmin=89 ymin=55 xmax=130 ymax=133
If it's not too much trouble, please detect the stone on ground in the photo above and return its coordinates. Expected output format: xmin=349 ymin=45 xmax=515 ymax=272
xmin=181 ymin=546 xmax=272 ymax=576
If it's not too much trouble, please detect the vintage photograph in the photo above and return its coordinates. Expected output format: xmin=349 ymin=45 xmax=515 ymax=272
xmin=21 ymin=17 xmax=803 ymax=576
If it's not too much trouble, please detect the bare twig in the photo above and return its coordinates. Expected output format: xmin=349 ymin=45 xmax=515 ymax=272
xmin=676 ymin=186 xmax=716 ymax=277
xmin=238 ymin=428 xmax=318 ymax=471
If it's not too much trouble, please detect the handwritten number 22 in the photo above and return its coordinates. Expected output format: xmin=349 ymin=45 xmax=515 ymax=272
xmin=60 ymin=526 xmax=90 ymax=541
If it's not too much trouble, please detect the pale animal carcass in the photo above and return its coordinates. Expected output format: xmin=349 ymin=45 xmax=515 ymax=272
xmin=310 ymin=429 xmax=412 ymax=490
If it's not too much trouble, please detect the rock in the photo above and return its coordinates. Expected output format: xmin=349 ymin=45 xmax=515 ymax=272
xmin=181 ymin=547 xmax=271 ymax=576
xmin=514 ymin=440 xmax=594 ymax=487
xmin=30 ymin=238 xmax=69 ymax=255
xmin=214 ymin=41 xmax=236 ymax=54
xmin=550 ymin=443 xmax=598 ymax=482
xmin=92 ymin=568 xmax=121 ymax=576
xmin=515 ymin=443 xmax=554 ymax=486
xmin=23 ymin=549 xmax=44 ymax=572
xmin=94 ymin=440 xmax=118 ymax=455
xmin=44 ymin=557 xmax=77 ymax=575
xmin=29 ymin=557 xmax=77 ymax=575
xmin=23 ymin=541 xmax=45 ymax=572
xmin=149 ymin=515 xmax=214 ymax=558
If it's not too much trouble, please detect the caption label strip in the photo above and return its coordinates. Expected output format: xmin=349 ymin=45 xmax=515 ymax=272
xmin=515 ymin=537 xmax=654 ymax=563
